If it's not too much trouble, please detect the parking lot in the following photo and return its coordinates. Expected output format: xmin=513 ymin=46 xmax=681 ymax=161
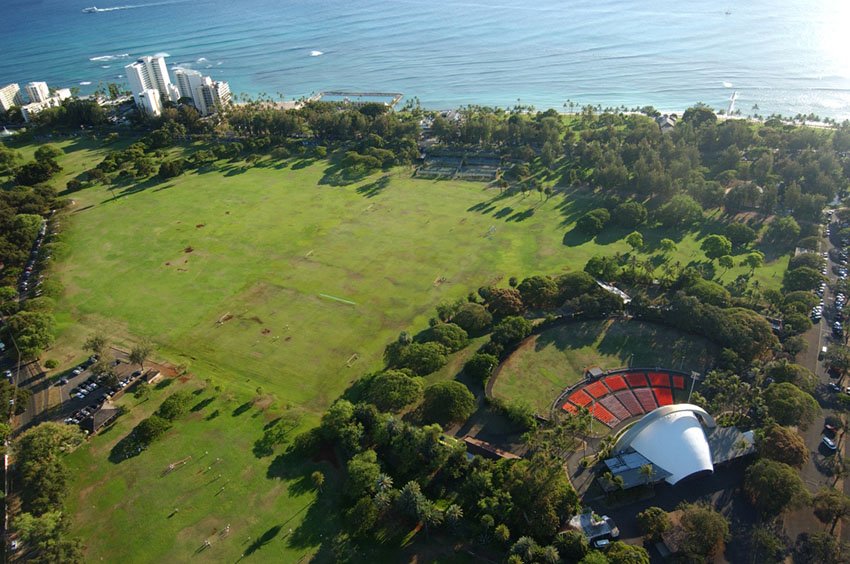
xmin=54 ymin=355 xmax=144 ymax=431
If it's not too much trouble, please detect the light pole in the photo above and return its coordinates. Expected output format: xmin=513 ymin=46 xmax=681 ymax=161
xmin=687 ymin=372 xmax=701 ymax=403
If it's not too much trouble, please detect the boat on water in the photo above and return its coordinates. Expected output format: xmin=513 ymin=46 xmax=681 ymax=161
xmin=82 ymin=6 xmax=98 ymax=13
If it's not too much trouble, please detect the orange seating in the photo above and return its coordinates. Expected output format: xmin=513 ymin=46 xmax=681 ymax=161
xmin=654 ymin=387 xmax=674 ymax=406
xmin=585 ymin=380 xmax=608 ymax=398
xmin=569 ymin=389 xmax=593 ymax=407
xmin=603 ymin=374 xmax=628 ymax=391
xmin=589 ymin=403 xmax=618 ymax=427
xmin=672 ymin=375 xmax=685 ymax=390
xmin=626 ymin=372 xmax=648 ymax=387
xmin=561 ymin=402 xmax=578 ymax=414
xmin=634 ymin=388 xmax=658 ymax=411
xmin=649 ymin=372 xmax=670 ymax=387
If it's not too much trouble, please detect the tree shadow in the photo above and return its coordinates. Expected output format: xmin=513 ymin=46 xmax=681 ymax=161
xmin=244 ymin=525 xmax=282 ymax=556
xmin=356 ymin=175 xmax=390 ymax=198
xmin=533 ymin=319 xmax=607 ymax=352
xmin=232 ymin=401 xmax=253 ymax=417
xmin=562 ymin=228 xmax=594 ymax=247
xmin=190 ymin=397 xmax=214 ymax=413
xmin=155 ymin=378 xmax=174 ymax=390
xmin=108 ymin=430 xmax=143 ymax=464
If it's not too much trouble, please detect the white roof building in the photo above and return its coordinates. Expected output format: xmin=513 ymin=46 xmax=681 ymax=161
xmin=125 ymin=55 xmax=180 ymax=112
xmin=20 ymin=88 xmax=72 ymax=123
xmin=607 ymin=404 xmax=753 ymax=487
xmin=173 ymin=68 xmax=230 ymax=115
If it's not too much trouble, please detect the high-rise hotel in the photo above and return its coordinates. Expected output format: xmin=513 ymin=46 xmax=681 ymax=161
xmin=125 ymin=55 xmax=230 ymax=118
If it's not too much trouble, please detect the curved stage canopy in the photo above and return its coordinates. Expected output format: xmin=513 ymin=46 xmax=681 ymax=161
xmin=613 ymin=404 xmax=716 ymax=485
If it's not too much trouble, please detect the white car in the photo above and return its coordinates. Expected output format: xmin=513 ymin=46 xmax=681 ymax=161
xmin=823 ymin=436 xmax=838 ymax=450
xmin=72 ymin=367 xmax=83 ymax=376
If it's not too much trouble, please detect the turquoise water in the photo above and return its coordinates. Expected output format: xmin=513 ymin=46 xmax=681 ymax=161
xmin=3 ymin=0 xmax=850 ymax=118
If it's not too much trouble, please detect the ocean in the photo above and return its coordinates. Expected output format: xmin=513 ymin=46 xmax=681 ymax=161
xmin=3 ymin=0 xmax=850 ymax=119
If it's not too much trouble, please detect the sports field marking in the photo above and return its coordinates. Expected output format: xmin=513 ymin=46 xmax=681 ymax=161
xmin=318 ymin=293 xmax=357 ymax=305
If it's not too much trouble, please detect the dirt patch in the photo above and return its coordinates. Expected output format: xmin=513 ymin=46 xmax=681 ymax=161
xmin=261 ymin=328 xmax=271 ymax=335
xmin=284 ymin=336 xmax=292 ymax=342
xmin=225 ymin=211 xmax=230 ymax=215
xmin=253 ymin=395 xmax=274 ymax=411
xmin=165 ymin=262 xmax=171 ymax=266
xmin=196 ymin=224 xmax=205 ymax=229
xmin=184 ymin=246 xmax=194 ymax=253
xmin=178 ymin=375 xmax=191 ymax=383
xmin=247 ymin=316 xmax=263 ymax=324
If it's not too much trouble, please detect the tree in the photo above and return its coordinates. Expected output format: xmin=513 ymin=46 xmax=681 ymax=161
xmin=129 ymin=339 xmax=153 ymax=371
xmin=813 ymin=488 xmax=850 ymax=532
xmin=725 ymin=223 xmax=757 ymax=248
xmin=422 ymin=381 xmax=475 ymax=425
xmin=659 ymin=238 xmax=677 ymax=253
xmin=744 ymin=459 xmax=809 ymax=517
xmin=636 ymin=506 xmax=670 ymax=541
xmin=158 ymin=159 xmax=185 ymax=178
xmin=682 ymin=104 xmax=717 ymax=128
xmin=783 ymin=266 xmax=823 ymax=292
xmin=366 ymin=370 xmax=424 ymax=411
xmin=625 ymin=231 xmax=644 ymax=253
xmin=311 ymin=470 xmax=325 ymax=492
xmin=717 ymin=255 xmax=734 ymax=276
xmin=741 ymin=251 xmax=765 ymax=273
xmin=426 ymin=323 xmax=469 ymax=352
xmin=677 ymin=503 xmax=729 ymax=559
xmin=576 ymin=208 xmax=611 ymax=235
xmin=764 ymin=216 xmax=800 ymax=248
xmin=445 ymin=504 xmax=463 ymax=531
xmin=701 ymin=234 xmax=732 ymax=261
xmin=83 ymin=333 xmax=107 ymax=357
xmin=555 ymin=530 xmax=588 ymax=561
xmin=346 ymin=450 xmax=381 ymax=499
xmin=613 ymin=201 xmax=648 ymax=227
xmin=585 ymin=255 xmax=619 ymax=280
xmin=135 ymin=415 xmax=171 ymax=445
xmin=486 ymin=287 xmax=526 ymax=318
xmin=757 ymin=424 xmax=809 ymax=468
xmin=517 ymin=275 xmax=559 ymax=310
xmin=763 ymin=382 xmax=818 ymax=429
xmin=656 ymin=194 xmax=703 ymax=229
xmin=606 ymin=542 xmax=650 ymax=564
xmin=15 ymin=422 xmax=85 ymax=515
xmin=156 ymin=391 xmax=192 ymax=421
xmin=15 ymin=161 xmax=60 ymax=186
xmin=133 ymin=382 xmax=150 ymax=401
xmin=4 ymin=311 xmax=55 ymax=360
xmin=396 ymin=342 xmax=449 ymax=375
xmin=510 ymin=537 xmax=540 ymax=562
xmin=452 ymin=302 xmax=493 ymax=336
xmin=491 ymin=316 xmax=532 ymax=347
xmin=464 ymin=353 xmax=499 ymax=383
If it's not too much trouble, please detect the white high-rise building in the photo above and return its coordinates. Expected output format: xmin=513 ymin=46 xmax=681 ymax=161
xmin=124 ymin=55 xmax=180 ymax=111
xmin=137 ymin=89 xmax=164 ymax=117
xmin=25 ymin=82 xmax=50 ymax=104
xmin=0 ymin=83 xmax=24 ymax=113
xmin=173 ymin=68 xmax=231 ymax=115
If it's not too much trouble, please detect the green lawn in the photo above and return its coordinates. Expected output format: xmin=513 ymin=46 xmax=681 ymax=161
xmin=491 ymin=319 xmax=718 ymax=414
xmin=63 ymin=379 xmax=336 ymax=563
xmin=0 ymin=137 xmax=788 ymax=561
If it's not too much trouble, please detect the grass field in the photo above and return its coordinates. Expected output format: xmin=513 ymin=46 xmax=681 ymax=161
xmin=491 ymin=319 xmax=718 ymax=414
xmin=1 ymin=135 xmax=788 ymax=561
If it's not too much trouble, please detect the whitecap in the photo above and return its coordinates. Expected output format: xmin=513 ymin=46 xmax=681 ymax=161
xmin=310 ymin=50 xmax=324 ymax=57
xmin=80 ymin=81 xmax=93 ymax=86
xmin=101 ymin=65 xmax=111 ymax=69
xmin=154 ymin=52 xmax=171 ymax=58
xmin=89 ymin=53 xmax=130 ymax=62
xmin=217 ymin=61 xmax=223 ymax=66
xmin=722 ymin=81 xmax=733 ymax=88
xmin=197 ymin=57 xmax=209 ymax=64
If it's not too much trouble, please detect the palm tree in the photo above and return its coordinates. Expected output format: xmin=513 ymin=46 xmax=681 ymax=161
xmin=639 ymin=464 xmax=654 ymax=487
xmin=375 ymin=473 xmax=393 ymax=493
xmin=444 ymin=504 xmax=463 ymax=531
xmin=311 ymin=470 xmax=325 ymax=492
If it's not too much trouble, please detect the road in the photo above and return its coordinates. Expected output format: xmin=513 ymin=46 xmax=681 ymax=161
xmin=785 ymin=213 xmax=850 ymax=542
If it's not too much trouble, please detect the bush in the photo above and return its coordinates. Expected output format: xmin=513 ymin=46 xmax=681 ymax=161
xmin=636 ymin=507 xmax=670 ymax=541
xmin=158 ymin=159 xmax=185 ymax=178
xmin=421 ymin=381 xmax=475 ymax=425
xmin=43 ymin=359 xmax=58 ymax=370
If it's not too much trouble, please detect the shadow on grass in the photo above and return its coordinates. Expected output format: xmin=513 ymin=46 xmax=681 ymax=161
xmin=356 ymin=175 xmax=390 ymax=198
xmin=190 ymin=397 xmax=214 ymax=413
xmin=108 ymin=431 xmax=144 ymax=464
xmin=232 ymin=401 xmax=252 ymax=417
xmin=244 ymin=524 xmax=282 ymax=556
xmin=155 ymin=378 xmax=174 ymax=390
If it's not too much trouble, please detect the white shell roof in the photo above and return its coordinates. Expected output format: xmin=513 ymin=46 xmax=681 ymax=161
xmin=625 ymin=409 xmax=713 ymax=484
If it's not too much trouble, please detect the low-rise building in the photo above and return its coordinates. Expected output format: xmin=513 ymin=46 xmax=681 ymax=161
xmin=20 ymin=88 xmax=72 ymax=122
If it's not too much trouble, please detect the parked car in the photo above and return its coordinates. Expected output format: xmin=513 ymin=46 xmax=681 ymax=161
xmin=828 ymin=382 xmax=841 ymax=392
xmin=72 ymin=367 xmax=83 ymax=376
xmin=823 ymin=436 xmax=838 ymax=451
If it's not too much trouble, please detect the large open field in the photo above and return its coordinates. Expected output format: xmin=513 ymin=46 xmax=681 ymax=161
xmin=491 ymin=319 xmax=718 ymax=414
xmin=3 ymin=136 xmax=788 ymax=561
